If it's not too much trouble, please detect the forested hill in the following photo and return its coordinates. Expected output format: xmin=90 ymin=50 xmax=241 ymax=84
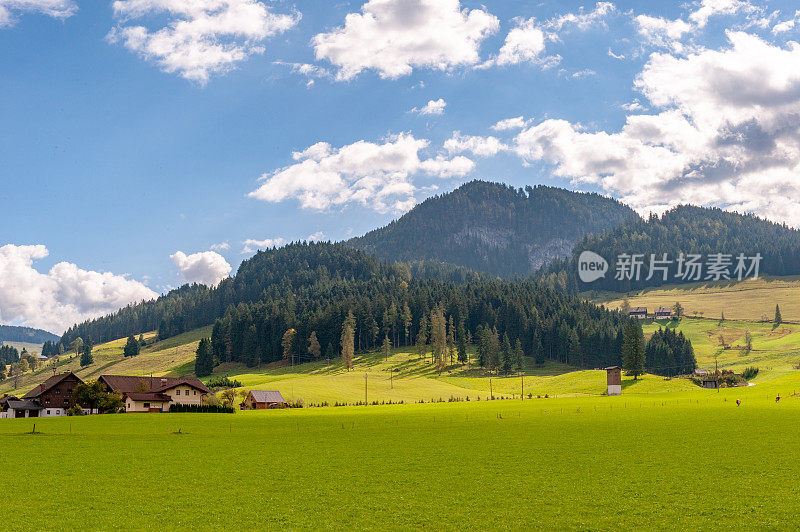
xmin=0 ymin=325 xmax=59 ymax=344
xmin=547 ymin=205 xmax=800 ymax=293
xmin=61 ymin=243 xmax=484 ymax=346
xmin=61 ymin=241 xmax=633 ymax=371
xmin=346 ymin=181 xmax=637 ymax=277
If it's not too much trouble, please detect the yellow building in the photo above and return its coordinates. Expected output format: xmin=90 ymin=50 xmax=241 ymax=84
xmin=98 ymin=375 xmax=210 ymax=413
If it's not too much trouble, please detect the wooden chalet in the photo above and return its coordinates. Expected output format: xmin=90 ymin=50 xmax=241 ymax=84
xmin=21 ymin=372 xmax=86 ymax=417
xmin=98 ymin=375 xmax=211 ymax=413
xmin=242 ymin=390 xmax=286 ymax=410
xmin=654 ymin=307 xmax=672 ymax=319
xmin=628 ymin=307 xmax=648 ymax=319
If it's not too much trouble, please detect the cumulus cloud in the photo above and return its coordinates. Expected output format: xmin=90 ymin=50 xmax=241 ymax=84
xmin=491 ymin=116 xmax=528 ymax=131
xmin=241 ymin=237 xmax=285 ymax=254
xmin=411 ymin=98 xmax=446 ymax=116
xmin=249 ymin=133 xmax=474 ymax=213
xmin=170 ymin=250 xmax=231 ymax=287
xmin=635 ymin=0 xmax=763 ymax=51
xmin=511 ymin=31 xmax=800 ymax=227
xmin=306 ymin=231 xmax=325 ymax=242
xmin=0 ymin=244 xmax=157 ymax=334
xmin=445 ymin=132 xmax=507 ymax=157
xmin=313 ymin=0 xmax=498 ymax=80
xmin=485 ymin=2 xmax=615 ymax=69
xmin=773 ymin=11 xmax=800 ymax=34
xmin=209 ymin=241 xmax=230 ymax=251
xmin=107 ymin=0 xmax=300 ymax=83
xmin=0 ymin=0 xmax=76 ymax=27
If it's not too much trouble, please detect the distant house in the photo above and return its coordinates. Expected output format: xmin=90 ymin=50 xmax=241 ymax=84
xmin=0 ymin=397 xmax=42 ymax=418
xmin=654 ymin=307 xmax=672 ymax=319
xmin=242 ymin=390 xmax=286 ymax=410
xmin=98 ymin=375 xmax=211 ymax=413
xmin=628 ymin=307 xmax=648 ymax=319
xmin=694 ymin=369 xmax=709 ymax=376
xmin=702 ymin=378 xmax=719 ymax=389
xmin=21 ymin=372 xmax=89 ymax=417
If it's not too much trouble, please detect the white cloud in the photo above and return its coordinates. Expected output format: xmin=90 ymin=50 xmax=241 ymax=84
xmin=511 ymin=31 xmax=800 ymax=227
xmin=491 ymin=116 xmax=528 ymax=131
xmin=688 ymin=0 xmax=757 ymax=28
xmin=0 ymin=244 xmax=157 ymax=334
xmin=249 ymin=133 xmax=474 ymax=213
xmin=313 ymin=0 xmax=498 ymax=80
xmin=170 ymin=250 xmax=231 ymax=287
xmin=773 ymin=11 xmax=800 ymax=34
xmin=306 ymin=231 xmax=325 ymax=242
xmin=571 ymin=68 xmax=596 ymax=78
xmin=0 ymin=0 xmax=76 ymax=27
xmin=209 ymin=241 xmax=230 ymax=251
xmin=107 ymin=0 xmax=300 ymax=83
xmin=241 ymin=237 xmax=285 ymax=254
xmin=411 ymin=98 xmax=446 ymax=116
xmin=485 ymin=3 xmax=615 ymax=69
xmin=445 ymin=132 xmax=507 ymax=157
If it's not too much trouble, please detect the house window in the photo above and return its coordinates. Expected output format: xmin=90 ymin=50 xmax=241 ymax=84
xmin=143 ymin=403 xmax=150 ymax=408
xmin=46 ymin=410 xmax=50 ymax=415
xmin=176 ymin=389 xmax=180 ymax=396
xmin=194 ymin=390 xmax=197 ymax=395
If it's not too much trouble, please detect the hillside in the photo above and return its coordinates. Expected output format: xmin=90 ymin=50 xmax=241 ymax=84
xmin=597 ymin=276 xmax=800 ymax=323
xmin=550 ymin=205 xmax=800 ymax=292
xmin=347 ymin=181 xmax=637 ymax=277
xmin=0 ymin=325 xmax=59 ymax=345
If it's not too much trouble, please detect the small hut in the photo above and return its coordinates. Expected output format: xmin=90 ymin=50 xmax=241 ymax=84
xmin=605 ymin=366 xmax=622 ymax=396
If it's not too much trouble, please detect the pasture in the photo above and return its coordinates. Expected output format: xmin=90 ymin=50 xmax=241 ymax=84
xmin=3 ymin=380 xmax=800 ymax=530
xmin=597 ymin=275 xmax=800 ymax=322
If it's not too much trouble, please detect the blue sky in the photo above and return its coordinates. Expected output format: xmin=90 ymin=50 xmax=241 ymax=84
xmin=3 ymin=0 xmax=800 ymax=332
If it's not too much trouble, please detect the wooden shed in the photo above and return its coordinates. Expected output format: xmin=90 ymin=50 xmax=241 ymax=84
xmin=243 ymin=390 xmax=286 ymax=410
xmin=605 ymin=366 xmax=622 ymax=396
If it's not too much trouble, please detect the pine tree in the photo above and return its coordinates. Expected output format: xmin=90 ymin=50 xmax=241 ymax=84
xmin=382 ymin=334 xmax=392 ymax=361
xmin=622 ymin=321 xmax=645 ymax=379
xmin=308 ymin=331 xmax=321 ymax=360
xmin=282 ymin=328 xmax=296 ymax=366
xmin=501 ymin=333 xmax=512 ymax=376
xmin=672 ymin=302 xmax=683 ymax=319
xmin=416 ymin=314 xmax=428 ymax=359
xmin=456 ymin=320 xmax=467 ymax=364
xmin=341 ymin=312 xmax=355 ymax=370
xmin=402 ymin=303 xmax=412 ymax=346
xmin=124 ymin=335 xmax=140 ymax=357
xmin=514 ymin=339 xmax=524 ymax=373
xmin=80 ymin=340 xmax=94 ymax=367
xmin=447 ymin=315 xmax=456 ymax=365
xmin=775 ymin=304 xmax=783 ymax=326
xmin=195 ymin=337 xmax=214 ymax=377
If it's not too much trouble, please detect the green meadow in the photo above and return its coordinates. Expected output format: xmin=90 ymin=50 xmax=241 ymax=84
xmin=3 ymin=381 xmax=800 ymax=530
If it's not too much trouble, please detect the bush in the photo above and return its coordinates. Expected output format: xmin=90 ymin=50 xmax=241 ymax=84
xmin=206 ymin=376 xmax=242 ymax=389
xmin=742 ymin=367 xmax=759 ymax=381
xmin=168 ymin=403 xmax=234 ymax=414
xmin=66 ymin=404 xmax=83 ymax=416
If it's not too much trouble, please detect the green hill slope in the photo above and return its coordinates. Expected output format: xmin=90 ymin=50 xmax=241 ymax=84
xmin=348 ymin=180 xmax=637 ymax=277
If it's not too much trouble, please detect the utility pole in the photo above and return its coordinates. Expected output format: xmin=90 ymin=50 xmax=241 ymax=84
xmin=521 ymin=372 xmax=524 ymax=401
xmin=364 ymin=372 xmax=368 ymax=405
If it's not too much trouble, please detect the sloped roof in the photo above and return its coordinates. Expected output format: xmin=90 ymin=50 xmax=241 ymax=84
xmin=7 ymin=400 xmax=43 ymax=410
xmin=629 ymin=307 xmax=647 ymax=313
xmin=22 ymin=372 xmax=82 ymax=399
xmin=99 ymin=375 xmax=210 ymax=395
xmin=249 ymin=390 xmax=285 ymax=404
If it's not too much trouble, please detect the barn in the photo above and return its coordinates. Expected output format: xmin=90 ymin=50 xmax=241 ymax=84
xmin=243 ymin=390 xmax=286 ymax=410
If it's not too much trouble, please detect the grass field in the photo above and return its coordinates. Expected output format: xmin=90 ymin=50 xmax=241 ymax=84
xmin=0 ymin=340 xmax=43 ymax=353
xmin=4 ymin=380 xmax=800 ymax=530
xmin=596 ymin=275 xmax=800 ymax=322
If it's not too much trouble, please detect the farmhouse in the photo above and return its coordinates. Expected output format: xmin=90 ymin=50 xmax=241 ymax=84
xmin=242 ymin=390 xmax=286 ymax=410
xmin=628 ymin=307 xmax=648 ymax=319
xmin=654 ymin=307 xmax=672 ymax=319
xmin=98 ymin=375 xmax=210 ymax=413
xmin=22 ymin=372 xmax=88 ymax=417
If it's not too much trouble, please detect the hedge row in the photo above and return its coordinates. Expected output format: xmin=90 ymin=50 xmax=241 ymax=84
xmin=168 ymin=404 xmax=234 ymax=413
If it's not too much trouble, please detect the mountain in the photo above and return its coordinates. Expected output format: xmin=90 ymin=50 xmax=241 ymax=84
xmin=346 ymin=181 xmax=638 ymax=277
xmin=0 ymin=325 xmax=59 ymax=345
xmin=547 ymin=205 xmax=800 ymax=293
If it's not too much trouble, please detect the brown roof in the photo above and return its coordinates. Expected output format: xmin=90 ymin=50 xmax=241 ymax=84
xmin=628 ymin=307 xmax=647 ymax=313
xmin=125 ymin=392 xmax=172 ymax=402
xmin=249 ymin=390 xmax=285 ymax=404
xmin=22 ymin=372 xmax=83 ymax=399
xmin=99 ymin=375 xmax=210 ymax=395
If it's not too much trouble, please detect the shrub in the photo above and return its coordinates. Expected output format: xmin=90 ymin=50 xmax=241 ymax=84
xmin=168 ymin=403 xmax=234 ymax=414
xmin=66 ymin=404 xmax=83 ymax=416
xmin=206 ymin=376 xmax=242 ymax=389
xmin=742 ymin=367 xmax=759 ymax=381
